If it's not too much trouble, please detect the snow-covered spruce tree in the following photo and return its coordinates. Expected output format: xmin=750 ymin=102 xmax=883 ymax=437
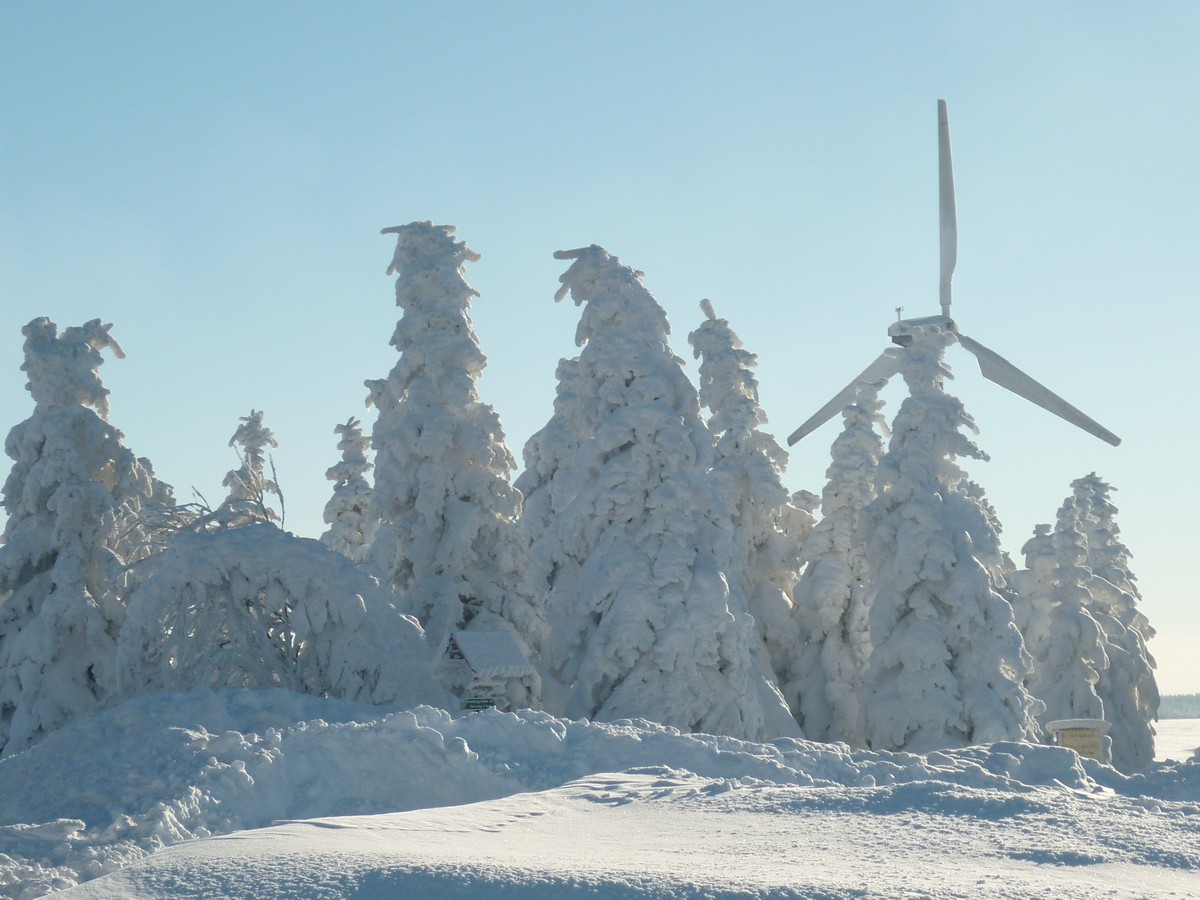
xmin=365 ymin=222 xmax=545 ymax=710
xmin=1070 ymin=473 xmax=1158 ymax=772
xmin=788 ymin=379 xmax=886 ymax=744
xmin=856 ymin=326 xmax=1039 ymax=753
xmin=0 ymin=319 xmax=160 ymax=755
xmin=687 ymin=299 xmax=804 ymax=738
xmin=1009 ymin=500 xmax=1108 ymax=731
xmin=117 ymin=524 xmax=451 ymax=710
xmin=517 ymin=247 xmax=795 ymax=740
xmin=218 ymin=409 xmax=282 ymax=527
xmin=320 ymin=417 xmax=373 ymax=564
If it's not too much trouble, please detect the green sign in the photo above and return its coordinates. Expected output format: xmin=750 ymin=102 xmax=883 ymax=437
xmin=462 ymin=697 xmax=496 ymax=711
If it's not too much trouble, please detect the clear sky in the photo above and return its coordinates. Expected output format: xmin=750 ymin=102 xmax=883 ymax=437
xmin=2 ymin=3 xmax=1196 ymax=693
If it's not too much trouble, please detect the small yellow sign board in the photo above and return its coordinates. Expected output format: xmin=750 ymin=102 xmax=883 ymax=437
xmin=1046 ymin=719 xmax=1111 ymax=763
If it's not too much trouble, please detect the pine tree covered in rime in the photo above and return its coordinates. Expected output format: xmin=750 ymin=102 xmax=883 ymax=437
xmin=365 ymin=223 xmax=544 ymax=709
xmin=117 ymin=524 xmax=451 ymax=710
xmin=0 ymin=319 xmax=160 ymax=755
xmin=789 ymin=380 xmax=886 ymax=744
xmin=1071 ymin=473 xmax=1154 ymax=639
xmin=687 ymin=300 xmax=804 ymax=739
xmin=517 ymin=247 xmax=791 ymax=740
xmin=219 ymin=409 xmax=281 ymax=527
xmin=1009 ymin=500 xmax=1107 ymax=730
xmin=320 ymin=417 xmax=373 ymax=564
xmin=961 ymin=477 xmax=1018 ymax=585
xmin=857 ymin=328 xmax=1038 ymax=753
xmin=1069 ymin=474 xmax=1158 ymax=772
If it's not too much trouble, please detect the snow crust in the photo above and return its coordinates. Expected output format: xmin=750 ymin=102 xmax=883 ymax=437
xmin=2 ymin=690 xmax=1198 ymax=898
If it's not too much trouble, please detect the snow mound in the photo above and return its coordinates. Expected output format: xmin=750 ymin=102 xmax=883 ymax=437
xmin=2 ymin=691 xmax=1198 ymax=898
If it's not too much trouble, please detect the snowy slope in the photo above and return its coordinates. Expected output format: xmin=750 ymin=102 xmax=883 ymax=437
xmin=2 ymin=691 xmax=1197 ymax=898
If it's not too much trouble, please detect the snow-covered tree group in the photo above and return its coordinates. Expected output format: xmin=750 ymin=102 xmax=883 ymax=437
xmin=0 ymin=225 xmax=1159 ymax=771
xmin=519 ymin=250 xmax=792 ymax=740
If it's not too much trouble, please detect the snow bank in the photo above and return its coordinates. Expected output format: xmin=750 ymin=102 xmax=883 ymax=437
xmin=2 ymin=691 xmax=1198 ymax=897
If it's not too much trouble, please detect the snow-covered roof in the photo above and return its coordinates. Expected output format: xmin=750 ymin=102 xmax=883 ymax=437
xmin=443 ymin=630 xmax=533 ymax=678
xmin=1045 ymin=718 xmax=1112 ymax=733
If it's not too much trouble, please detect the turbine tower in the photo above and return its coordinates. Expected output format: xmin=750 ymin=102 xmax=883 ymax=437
xmin=787 ymin=100 xmax=1120 ymax=448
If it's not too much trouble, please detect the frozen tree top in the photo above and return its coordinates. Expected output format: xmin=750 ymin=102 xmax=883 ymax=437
xmin=381 ymin=222 xmax=481 ymax=301
xmin=335 ymin=416 xmax=366 ymax=439
xmin=228 ymin=409 xmax=277 ymax=455
xmin=20 ymin=317 xmax=125 ymax=417
xmin=551 ymin=245 xmax=672 ymax=349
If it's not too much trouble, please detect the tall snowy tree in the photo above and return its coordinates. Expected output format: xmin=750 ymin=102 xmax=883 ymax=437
xmin=365 ymin=222 xmax=545 ymax=710
xmin=687 ymin=300 xmax=804 ymax=738
xmin=0 ymin=319 xmax=159 ymax=755
xmin=320 ymin=417 xmax=373 ymax=564
xmin=856 ymin=327 xmax=1039 ymax=752
xmin=517 ymin=247 xmax=794 ymax=740
xmin=218 ymin=409 xmax=281 ymax=527
xmin=1070 ymin=473 xmax=1158 ymax=772
xmin=788 ymin=379 xmax=886 ymax=744
xmin=1009 ymin=500 xmax=1108 ymax=731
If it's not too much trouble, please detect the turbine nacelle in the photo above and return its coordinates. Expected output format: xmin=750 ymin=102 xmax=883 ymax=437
xmin=888 ymin=314 xmax=956 ymax=347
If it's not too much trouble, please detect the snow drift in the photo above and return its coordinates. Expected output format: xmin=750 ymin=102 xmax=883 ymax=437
xmin=2 ymin=690 xmax=1197 ymax=898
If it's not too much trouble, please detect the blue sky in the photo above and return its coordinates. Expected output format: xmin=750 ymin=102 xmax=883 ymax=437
xmin=2 ymin=2 xmax=1197 ymax=692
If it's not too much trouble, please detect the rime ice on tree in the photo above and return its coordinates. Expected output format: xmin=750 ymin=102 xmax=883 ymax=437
xmin=688 ymin=300 xmax=803 ymax=739
xmin=0 ymin=319 xmax=161 ymax=755
xmin=219 ymin=409 xmax=281 ymax=527
xmin=1010 ymin=500 xmax=1108 ymax=731
xmin=789 ymin=380 xmax=886 ymax=745
xmin=1070 ymin=474 xmax=1158 ymax=772
xmin=365 ymin=222 xmax=544 ymax=710
xmin=320 ymin=417 xmax=373 ymax=564
xmin=856 ymin=327 xmax=1039 ymax=753
xmin=518 ymin=247 xmax=790 ymax=740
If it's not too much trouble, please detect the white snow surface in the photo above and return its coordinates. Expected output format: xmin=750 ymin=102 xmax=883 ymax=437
xmin=2 ymin=692 xmax=1197 ymax=898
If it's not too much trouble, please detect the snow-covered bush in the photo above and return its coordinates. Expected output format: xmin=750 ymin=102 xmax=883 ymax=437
xmin=1070 ymin=473 xmax=1158 ymax=772
xmin=365 ymin=222 xmax=545 ymax=709
xmin=856 ymin=327 xmax=1039 ymax=752
xmin=0 ymin=319 xmax=161 ymax=755
xmin=117 ymin=523 xmax=450 ymax=709
xmin=320 ymin=417 xmax=373 ymax=564
xmin=518 ymin=247 xmax=793 ymax=740
xmin=789 ymin=379 xmax=887 ymax=744
xmin=1010 ymin=501 xmax=1108 ymax=730
xmin=688 ymin=299 xmax=803 ymax=738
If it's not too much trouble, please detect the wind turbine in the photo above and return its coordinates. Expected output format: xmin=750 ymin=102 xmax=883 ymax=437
xmin=787 ymin=100 xmax=1120 ymax=448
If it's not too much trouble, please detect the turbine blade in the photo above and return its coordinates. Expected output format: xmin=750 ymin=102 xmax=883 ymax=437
xmin=938 ymin=99 xmax=957 ymax=318
xmin=956 ymin=333 xmax=1121 ymax=446
xmin=787 ymin=350 xmax=904 ymax=445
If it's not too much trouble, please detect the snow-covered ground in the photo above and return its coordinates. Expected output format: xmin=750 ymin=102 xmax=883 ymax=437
xmin=3 ymin=692 xmax=1197 ymax=899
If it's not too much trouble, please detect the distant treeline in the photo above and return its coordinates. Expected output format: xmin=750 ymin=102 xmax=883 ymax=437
xmin=1160 ymin=695 xmax=1200 ymax=719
